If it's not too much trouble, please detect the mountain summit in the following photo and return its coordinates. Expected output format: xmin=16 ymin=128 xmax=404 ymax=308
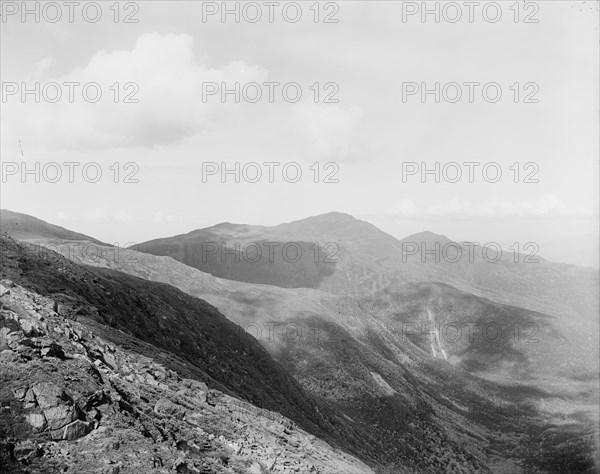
xmin=400 ymin=231 xmax=454 ymax=246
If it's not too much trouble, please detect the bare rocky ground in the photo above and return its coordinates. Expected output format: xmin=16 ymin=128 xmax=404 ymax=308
xmin=0 ymin=281 xmax=373 ymax=474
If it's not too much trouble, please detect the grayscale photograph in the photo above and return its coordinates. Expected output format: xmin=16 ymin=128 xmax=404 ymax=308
xmin=0 ymin=1 xmax=599 ymax=473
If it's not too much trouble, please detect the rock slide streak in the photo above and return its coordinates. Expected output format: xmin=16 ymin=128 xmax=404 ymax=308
xmin=427 ymin=308 xmax=447 ymax=361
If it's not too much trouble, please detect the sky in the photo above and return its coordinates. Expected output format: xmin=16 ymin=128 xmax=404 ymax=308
xmin=0 ymin=0 xmax=598 ymax=255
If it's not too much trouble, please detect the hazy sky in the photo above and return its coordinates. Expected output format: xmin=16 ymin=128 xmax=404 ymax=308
xmin=1 ymin=1 xmax=598 ymax=249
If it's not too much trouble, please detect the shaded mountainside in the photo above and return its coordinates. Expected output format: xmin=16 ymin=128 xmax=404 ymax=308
xmin=135 ymin=232 xmax=336 ymax=290
xmin=0 ymin=280 xmax=373 ymax=474
xmin=17 ymin=237 xmax=600 ymax=473
xmin=360 ymin=282 xmax=600 ymax=385
xmin=0 ymin=236 xmax=368 ymax=448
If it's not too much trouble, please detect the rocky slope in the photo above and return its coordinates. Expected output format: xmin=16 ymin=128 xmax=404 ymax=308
xmin=0 ymin=279 xmax=373 ymax=474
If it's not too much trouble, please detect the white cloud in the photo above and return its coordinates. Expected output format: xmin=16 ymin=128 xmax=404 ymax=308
xmin=82 ymin=206 xmax=132 ymax=222
xmin=3 ymin=33 xmax=268 ymax=150
xmin=154 ymin=210 xmax=182 ymax=223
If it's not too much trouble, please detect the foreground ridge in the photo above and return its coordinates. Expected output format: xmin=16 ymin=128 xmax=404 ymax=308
xmin=0 ymin=280 xmax=373 ymax=474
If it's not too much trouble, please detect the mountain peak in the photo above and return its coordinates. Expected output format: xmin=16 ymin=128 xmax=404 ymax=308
xmin=277 ymin=212 xmax=370 ymax=235
xmin=211 ymin=221 xmax=238 ymax=228
xmin=400 ymin=231 xmax=453 ymax=244
xmin=293 ymin=212 xmax=357 ymax=223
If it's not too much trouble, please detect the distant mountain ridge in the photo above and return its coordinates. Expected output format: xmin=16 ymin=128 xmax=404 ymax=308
xmin=131 ymin=211 xmax=599 ymax=326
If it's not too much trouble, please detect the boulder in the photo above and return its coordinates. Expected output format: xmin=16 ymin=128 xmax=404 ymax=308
xmin=84 ymin=390 xmax=111 ymax=410
xmin=145 ymin=374 xmax=159 ymax=386
xmin=103 ymin=352 xmax=117 ymax=370
xmin=181 ymin=379 xmax=208 ymax=404
xmin=44 ymin=404 xmax=78 ymax=430
xmin=154 ymin=398 xmax=186 ymax=420
xmin=32 ymin=382 xmax=67 ymax=409
xmin=26 ymin=413 xmax=47 ymax=430
xmin=40 ymin=343 xmax=66 ymax=359
xmin=0 ymin=349 xmax=19 ymax=363
xmin=19 ymin=318 xmax=44 ymax=337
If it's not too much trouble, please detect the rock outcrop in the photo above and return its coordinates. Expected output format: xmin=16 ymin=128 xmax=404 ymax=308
xmin=0 ymin=280 xmax=374 ymax=473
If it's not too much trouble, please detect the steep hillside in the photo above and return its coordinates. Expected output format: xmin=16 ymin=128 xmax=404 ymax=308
xmin=0 ymin=210 xmax=105 ymax=245
xmin=0 ymin=280 xmax=373 ymax=474
xmin=360 ymin=283 xmax=599 ymax=397
xmin=0 ymin=236 xmax=382 ymax=467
